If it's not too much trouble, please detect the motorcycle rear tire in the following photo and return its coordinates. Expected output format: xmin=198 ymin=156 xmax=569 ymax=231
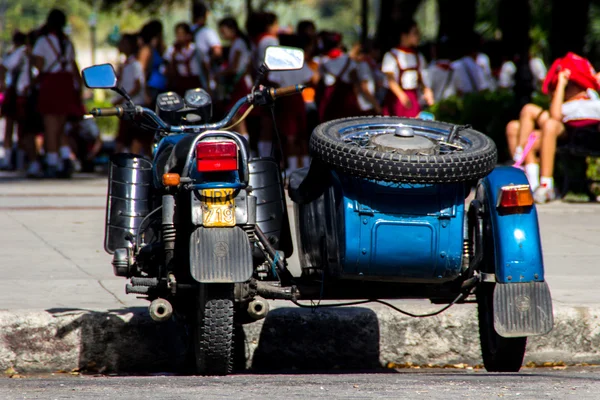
xmin=310 ymin=116 xmax=497 ymax=184
xmin=193 ymin=283 xmax=235 ymax=375
xmin=477 ymin=282 xmax=527 ymax=372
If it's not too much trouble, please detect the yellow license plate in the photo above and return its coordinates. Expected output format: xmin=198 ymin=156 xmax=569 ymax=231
xmin=201 ymin=188 xmax=236 ymax=227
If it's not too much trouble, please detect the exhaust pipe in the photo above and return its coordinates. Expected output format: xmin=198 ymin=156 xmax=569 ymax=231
xmin=149 ymin=298 xmax=173 ymax=322
xmin=247 ymin=297 xmax=270 ymax=321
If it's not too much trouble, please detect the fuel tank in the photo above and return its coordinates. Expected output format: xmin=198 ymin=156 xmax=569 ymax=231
xmin=291 ymin=170 xmax=467 ymax=282
xmin=104 ymin=153 xmax=153 ymax=254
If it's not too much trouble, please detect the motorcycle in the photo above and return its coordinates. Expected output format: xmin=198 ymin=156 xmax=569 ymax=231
xmin=83 ymin=45 xmax=553 ymax=376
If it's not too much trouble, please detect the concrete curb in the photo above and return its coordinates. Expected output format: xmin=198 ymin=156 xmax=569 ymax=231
xmin=1 ymin=304 xmax=599 ymax=373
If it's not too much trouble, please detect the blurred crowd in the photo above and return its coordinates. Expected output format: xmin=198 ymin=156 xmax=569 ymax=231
xmin=0 ymin=2 xmax=558 ymax=179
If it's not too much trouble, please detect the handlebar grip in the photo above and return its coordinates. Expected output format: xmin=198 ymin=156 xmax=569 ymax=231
xmin=90 ymin=106 xmax=125 ymax=117
xmin=269 ymin=85 xmax=306 ymax=99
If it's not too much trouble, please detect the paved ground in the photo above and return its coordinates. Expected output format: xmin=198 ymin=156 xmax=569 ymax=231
xmin=0 ymin=173 xmax=598 ymax=310
xmin=1 ymin=368 xmax=600 ymax=399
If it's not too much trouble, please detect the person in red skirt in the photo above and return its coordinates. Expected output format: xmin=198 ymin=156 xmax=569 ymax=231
xmin=218 ymin=17 xmax=252 ymax=141
xmin=270 ymin=34 xmax=315 ymax=175
xmin=317 ymin=32 xmax=361 ymax=122
xmin=247 ymin=12 xmax=280 ymax=157
xmin=0 ymin=31 xmax=27 ymax=171
xmin=165 ymin=23 xmax=202 ymax=97
xmin=113 ymin=34 xmax=150 ymax=156
xmin=381 ymin=19 xmax=433 ymax=118
xmin=32 ymin=9 xmax=84 ymax=178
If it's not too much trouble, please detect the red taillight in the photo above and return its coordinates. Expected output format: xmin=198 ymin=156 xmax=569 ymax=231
xmin=196 ymin=141 xmax=238 ymax=172
xmin=497 ymin=184 xmax=534 ymax=208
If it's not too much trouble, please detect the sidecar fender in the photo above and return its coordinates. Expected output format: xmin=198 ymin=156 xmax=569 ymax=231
xmin=476 ymin=166 xmax=544 ymax=283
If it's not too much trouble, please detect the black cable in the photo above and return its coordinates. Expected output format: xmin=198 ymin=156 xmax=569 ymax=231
xmin=134 ymin=206 xmax=163 ymax=249
xmin=269 ymin=106 xmax=287 ymax=182
xmin=290 ymin=290 xmax=470 ymax=318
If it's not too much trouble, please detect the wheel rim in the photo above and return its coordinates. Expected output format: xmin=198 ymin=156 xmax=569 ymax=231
xmin=337 ymin=122 xmax=474 ymax=156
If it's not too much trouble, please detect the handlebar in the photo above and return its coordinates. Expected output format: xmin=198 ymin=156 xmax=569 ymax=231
xmin=269 ymin=85 xmax=306 ymax=99
xmin=90 ymin=106 xmax=126 ymax=117
xmin=88 ymin=84 xmax=305 ymax=135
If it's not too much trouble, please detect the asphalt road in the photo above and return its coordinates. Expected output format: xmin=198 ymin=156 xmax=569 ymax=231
xmin=1 ymin=368 xmax=599 ymax=399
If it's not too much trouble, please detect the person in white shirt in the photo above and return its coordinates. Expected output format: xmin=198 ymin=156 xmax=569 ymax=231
xmin=476 ymin=51 xmax=497 ymax=91
xmin=0 ymin=31 xmax=27 ymax=171
xmin=0 ymin=31 xmax=41 ymax=176
xmin=427 ymin=40 xmax=460 ymax=102
xmin=499 ymin=54 xmax=547 ymax=90
xmin=164 ymin=23 xmax=202 ymax=96
xmin=246 ymin=11 xmax=280 ymax=157
xmin=218 ymin=17 xmax=252 ymax=139
xmin=247 ymin=12 xmax=280 ymax=70
xmin=355 ymin=40 xmax=383 ymax=116
xmin=269 ymin=34 xmax=315 ymax=174
xmin=113 ymin=34 xmax=148 ymax=155
xmin=381 ymin=19 xmax=433 ymax=117
xmin=451 ymin=48 xmax=489 ymax=94
xmin=192 ymin=2 xmax=221 ymax=92
xmin=32 ymin=9 xmax=84 ymax=178
xmin=317 ymin=32 xmax=361 ymax=121
xmin=192 ymin=2 xmax=222 ymax=62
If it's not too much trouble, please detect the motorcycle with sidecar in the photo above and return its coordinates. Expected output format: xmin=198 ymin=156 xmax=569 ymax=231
xmin=82 ymin=45 xmax=553 ymax=376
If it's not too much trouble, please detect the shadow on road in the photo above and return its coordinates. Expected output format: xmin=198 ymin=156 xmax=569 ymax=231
xmin=249 ymin=306 xmax=381 ymax=372
xmin=48 ymin=307 xmax=188 ymax=374
xmin=43 ymin=305 xmax=383 ymax=375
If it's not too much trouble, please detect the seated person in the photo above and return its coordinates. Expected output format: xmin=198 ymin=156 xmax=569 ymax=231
xmin=509 ymin=53 xmax=600 ymax=203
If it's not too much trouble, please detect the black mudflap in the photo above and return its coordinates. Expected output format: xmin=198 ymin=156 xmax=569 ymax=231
xmin=189 ymin=227 xmax=253 ymax=283
xmin=493 ymin=281 xmax=553 ymax=338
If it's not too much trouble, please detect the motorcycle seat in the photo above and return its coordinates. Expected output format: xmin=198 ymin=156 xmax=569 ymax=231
xmin=288 ymin=158 xmax=332 ymax=204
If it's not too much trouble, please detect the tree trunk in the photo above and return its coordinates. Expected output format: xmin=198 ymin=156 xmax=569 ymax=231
xmin=499 ymin=0 xmax=531 ymax=55
xmin=550 ymin=0 xmax=591 ymax=60
xmin=436 ymin=0 xmax=476 ymax=41
xmin=375 ymin=0 xmax=422 ymax=55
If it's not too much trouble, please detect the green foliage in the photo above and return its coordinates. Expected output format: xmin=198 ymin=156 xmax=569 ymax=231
xmin=428 ymin=89 xmax=515 ymax=162
xmin=85 ymin=96 xmax=119 ymax=138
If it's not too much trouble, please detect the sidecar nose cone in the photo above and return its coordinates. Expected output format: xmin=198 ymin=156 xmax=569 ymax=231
xmin=395 ymin=126 xmax=415 ymax=137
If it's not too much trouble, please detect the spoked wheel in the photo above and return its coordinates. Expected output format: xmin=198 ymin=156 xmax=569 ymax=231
xmin=477 ymin=283 xmax=527 ymax=372
xmin=192 ymin=283 xmax=235 ymax=375
xmin=310 ymin=116 xmax=497 ymax=183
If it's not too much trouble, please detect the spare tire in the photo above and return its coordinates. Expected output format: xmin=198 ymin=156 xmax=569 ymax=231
xmin=310 ymin=116 xmax=497 ymax=184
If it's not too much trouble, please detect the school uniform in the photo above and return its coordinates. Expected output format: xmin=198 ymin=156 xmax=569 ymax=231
xmin=226 ymin=37 xmax=252 ymax=108
xmin=164 ymin=43 xmax=202 ymax=96
xmin=2 ymin=45 xmax=33 ymax=119
xmin=32 ymin=33 xmax=83 ymax=117
xmin=115 ymin=55 xmax=146 ymax=148
xmin=381 ymin=47 xmax=427 ymax=117
xmin=476 ymin=52 xmax=497 ymax=91
xmin=356 ymin=59 xmax=379 ymax=115
xmin=562 ymin=95 xmax=600 ymax=127
xmin=318 ymin=52 xmax=360 ymax=121
xmin=269 ymin=65 xmax=314 ymax=139
xmin=427 ymin=59 xmax=459 ymax=101
xmin=193 ymin=25 xmax=221 ymax=63
xmin=253 ymin=34 xmax=279 ymax=69
xmin=451 ymin=56 xmax=489 ymax=94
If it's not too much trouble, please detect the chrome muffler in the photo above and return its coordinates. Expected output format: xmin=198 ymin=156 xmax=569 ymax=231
xmin=148 ymin=298 xmax=173 ymax=322
xmin=247 ymin=297 xmax=270 ymax=321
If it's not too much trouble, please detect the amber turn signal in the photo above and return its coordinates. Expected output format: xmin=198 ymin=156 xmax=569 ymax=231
xmin=163 ymin=173 xmax=181 ymax=187
xmin=497 ymin=184 xmax=534 ymax=208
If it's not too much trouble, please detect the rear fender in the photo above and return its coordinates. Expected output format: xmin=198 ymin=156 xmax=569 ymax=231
xmin=476 ymin=167 xmax=544 ymax=283
xmin=189 ymin=226 xmax=253 ymax=283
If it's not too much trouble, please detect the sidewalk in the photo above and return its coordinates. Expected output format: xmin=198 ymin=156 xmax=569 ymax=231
xmin=0 ymin=173 xmax=599 ymax=372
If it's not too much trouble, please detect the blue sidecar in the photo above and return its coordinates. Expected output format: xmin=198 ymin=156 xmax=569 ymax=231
xmin=290 ymin=116 xmax=553 ymax=372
